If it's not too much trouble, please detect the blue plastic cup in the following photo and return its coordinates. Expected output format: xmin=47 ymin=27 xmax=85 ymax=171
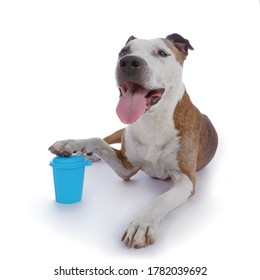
xmin=50 ymin=155 xmax=92 ymax=204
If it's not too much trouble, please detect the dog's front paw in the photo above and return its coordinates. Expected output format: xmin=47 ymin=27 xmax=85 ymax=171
xmin=49 ymin=138 xmax=102 ymax=157
xmin=121 ymin=218 xmax=158 ymax=249
xmin=49 ymin=140 xmax=81 ymax=157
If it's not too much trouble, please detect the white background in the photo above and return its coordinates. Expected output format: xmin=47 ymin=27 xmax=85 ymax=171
xmin=0 ymin=0 xmax=259 ymax=279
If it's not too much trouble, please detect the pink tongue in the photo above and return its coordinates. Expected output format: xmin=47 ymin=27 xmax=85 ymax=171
xmin=116 ymin=86 xmax=148 ymax=124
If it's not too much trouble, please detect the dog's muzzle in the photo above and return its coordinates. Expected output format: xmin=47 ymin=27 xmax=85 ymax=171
xmin=115 ymin=56 xmax=164 ymax=125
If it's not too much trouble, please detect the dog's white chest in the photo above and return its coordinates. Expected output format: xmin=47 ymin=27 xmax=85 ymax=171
xmin=124 ymin=111 xmax=180 ymax=179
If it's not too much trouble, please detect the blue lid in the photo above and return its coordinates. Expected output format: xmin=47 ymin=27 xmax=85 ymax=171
xmin=50 ymin=155 xmax=92 ymax=169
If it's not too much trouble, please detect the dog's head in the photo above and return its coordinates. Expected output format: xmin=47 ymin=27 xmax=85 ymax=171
xmin=115 ymin=33 xmax=193 ymax=124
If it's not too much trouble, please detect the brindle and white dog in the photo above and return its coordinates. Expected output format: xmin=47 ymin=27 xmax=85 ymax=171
xmin=49 ymin=33 xmax=218 ymax=249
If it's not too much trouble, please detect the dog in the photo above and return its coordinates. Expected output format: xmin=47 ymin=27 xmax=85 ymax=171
xmin=49 ymin=33 xmax=218 ymax=249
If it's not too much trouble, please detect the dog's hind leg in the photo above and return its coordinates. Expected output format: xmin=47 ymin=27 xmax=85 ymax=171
xmin=103 ymin=128 xmax=125 ymax=144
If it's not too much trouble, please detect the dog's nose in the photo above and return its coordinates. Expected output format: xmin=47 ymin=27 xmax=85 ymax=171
xmin=119 ymin=56 xmax=143 ymax=74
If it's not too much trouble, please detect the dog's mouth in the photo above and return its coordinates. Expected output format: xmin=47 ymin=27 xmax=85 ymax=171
xmin=116 ymin=81 xmax=164 ymax=124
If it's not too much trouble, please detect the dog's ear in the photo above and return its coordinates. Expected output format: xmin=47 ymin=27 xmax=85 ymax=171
xmin=125 ymin=35 xmax=137 ymax=45
xmin=166 ymin=33 xmax=194 ymax=56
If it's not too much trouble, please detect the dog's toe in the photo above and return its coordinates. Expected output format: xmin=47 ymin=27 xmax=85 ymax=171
xmin=48 ymin=140 xmax=77 ymax=156
xmin=84 ymin=153 xmax=100 ymax=162
xmin=121 ymin=219 xmax=158 ymax=249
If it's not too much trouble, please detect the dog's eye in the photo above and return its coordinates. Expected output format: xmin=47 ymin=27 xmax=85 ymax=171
xmin=158 ymin=50 xmax=169 ymax=57
xmin=119 ymin=49 xmax=128 ymax=56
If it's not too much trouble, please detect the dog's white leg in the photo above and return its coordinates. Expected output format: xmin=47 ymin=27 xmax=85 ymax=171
xmin=49 ymin=138 xmax=138 ymax=179
xmin=121 ymin=172 xmax=193 ymax=248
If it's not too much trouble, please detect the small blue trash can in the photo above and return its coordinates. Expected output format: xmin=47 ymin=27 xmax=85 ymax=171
xmin=50 ymin=155 xmax=92 ymax=204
